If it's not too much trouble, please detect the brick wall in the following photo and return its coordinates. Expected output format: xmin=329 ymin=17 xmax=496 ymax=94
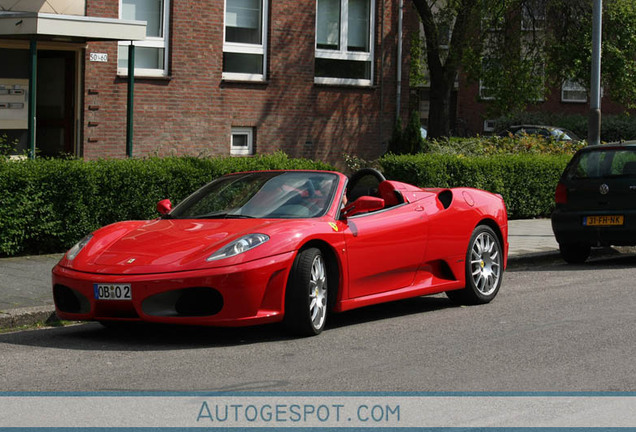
xmin=457 ymin=76 xmax=633 ymax=135
xmin=82 ymin=0 xmax=411 ymax=165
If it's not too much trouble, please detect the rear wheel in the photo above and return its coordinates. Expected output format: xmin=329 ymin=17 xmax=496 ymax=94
xmin=284 ymin=248 xmax=328 ymax=336
xmin=447 ymin=225 xmax=503 ymax=305
xmin=559 ymin=243 xmax=591 ymax=264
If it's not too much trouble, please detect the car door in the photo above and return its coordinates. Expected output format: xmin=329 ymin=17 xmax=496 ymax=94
xmin=343 ymin=203 xmax=428 ymax=299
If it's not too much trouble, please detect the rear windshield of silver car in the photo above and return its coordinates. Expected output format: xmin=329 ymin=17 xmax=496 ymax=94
xmin=567 ymin=149 xmax=636 ymax=179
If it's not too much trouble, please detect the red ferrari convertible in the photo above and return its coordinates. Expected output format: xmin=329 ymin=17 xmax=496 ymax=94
xmin=52 ymin=169 xmax=508 ymax=336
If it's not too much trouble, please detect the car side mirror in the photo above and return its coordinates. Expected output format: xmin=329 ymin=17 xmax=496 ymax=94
xmin=157 ymin=199 xmax=172 ymax=215
xmin=342 ymin=196 xmax=385 ymax=218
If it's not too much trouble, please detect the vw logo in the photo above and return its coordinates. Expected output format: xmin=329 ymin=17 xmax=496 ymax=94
xmin=599 ymin=184 xmax=609 ymax=195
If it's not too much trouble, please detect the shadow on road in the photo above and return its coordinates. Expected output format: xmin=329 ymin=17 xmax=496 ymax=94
xmin=507 ymin=249 xmax=636 ymax=273
xmin=0 ymin=295 xmax=456 ymax=351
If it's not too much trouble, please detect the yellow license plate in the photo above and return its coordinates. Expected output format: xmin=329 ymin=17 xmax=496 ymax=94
xmin=584 ymin=215 xmax=624 ymax=226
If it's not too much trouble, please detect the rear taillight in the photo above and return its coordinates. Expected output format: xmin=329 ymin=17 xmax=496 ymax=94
xmin=555 ymin=182 xmax=568 ymax=204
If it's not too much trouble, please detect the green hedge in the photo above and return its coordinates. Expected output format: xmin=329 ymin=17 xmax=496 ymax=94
xmin=0 ymin=153 xmax=333 ymax=256
xmin=379 ymin=153 xmax=573 ymax=219
xmin=0 ymin=150 xmax=574 ymax=257
xmin=425 ymin=135 xmax=585 ymax=156
xmin=493 ymin=112 xmax=636 ymax=143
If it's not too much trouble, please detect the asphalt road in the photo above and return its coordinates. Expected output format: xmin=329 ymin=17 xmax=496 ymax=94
xmin=1 ymin=254 xmax=635 ymax=392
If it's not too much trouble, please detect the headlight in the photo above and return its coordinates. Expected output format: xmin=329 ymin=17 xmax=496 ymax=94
xmin=66 ymin=234 xmax=93 ymax=261
xmin=207 ymin=234 xmax=270 ymax=261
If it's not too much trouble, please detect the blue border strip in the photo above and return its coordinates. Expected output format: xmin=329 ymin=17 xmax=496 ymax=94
xmin=1 ymin=391 xmax=636 ymax=397
xmin=1 ymin=428 xmax=635 ymax=432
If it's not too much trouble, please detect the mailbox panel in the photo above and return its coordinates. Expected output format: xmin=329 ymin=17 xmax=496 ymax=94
xmin=0 ymin=79 xmax=29 ymax=129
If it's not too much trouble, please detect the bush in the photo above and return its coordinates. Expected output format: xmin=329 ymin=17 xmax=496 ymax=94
xmin=494 ymin=112 xmax=636 ymax=143
xmin=386 ymin=111 xmax=426 ymax=155
xmin=425 ymin=135 xmax=585 ymax=156
xmin=379 ymin=153 xmax=572 ymax=219
xmin=0 ymin=153 xmax=333 ymax=256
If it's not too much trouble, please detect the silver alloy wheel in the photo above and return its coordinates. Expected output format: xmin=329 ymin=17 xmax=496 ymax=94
xmin=469 ymin=231 xmax=501 ymax=296
xmin=308 ymin=254 xmax=327 ymax=330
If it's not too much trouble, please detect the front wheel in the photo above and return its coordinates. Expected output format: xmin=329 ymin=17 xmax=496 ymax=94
xmin=447 ymin=225 xmax=503 ymax=305
xmin=284 ymin=248 xmax=329 ymax=336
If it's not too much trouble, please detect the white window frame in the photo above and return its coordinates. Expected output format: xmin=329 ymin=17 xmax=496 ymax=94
xmin=314 ymin=0 xmax=375 ymax=86
xmin=223 ymin=0 xmax=269 ymax=82
xmin=561 ymin=79 xmax=588 ymax=103
xmin=231 ymin=127 xmax=255 ymax=156
xmin=479 ymin=80 xmax=496 ymax=100
xmin=117 ymin=0 xmax=170 ymax=78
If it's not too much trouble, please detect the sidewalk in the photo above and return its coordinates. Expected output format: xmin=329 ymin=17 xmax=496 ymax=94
xmin=0 ymin=219 xmax=560 ymax=330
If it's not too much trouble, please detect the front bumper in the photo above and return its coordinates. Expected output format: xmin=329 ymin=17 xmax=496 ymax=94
xmin=52 ymin=251 xmax=295 ymax=326
xmin=552 ymin=209 xmax=636 ymax=246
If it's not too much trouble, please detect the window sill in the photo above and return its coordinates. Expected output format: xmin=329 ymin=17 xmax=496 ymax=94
xmin=221 ymin=79 xmax=269 ymax=86
xmin=116 ymin=74 xmax=172 ymax=82
xmin=313 ymin=81 xmax=375 ymax=89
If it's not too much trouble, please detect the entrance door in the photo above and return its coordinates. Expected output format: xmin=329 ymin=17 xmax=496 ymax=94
xmin=37 ymin=50 xmax=76 ymax=157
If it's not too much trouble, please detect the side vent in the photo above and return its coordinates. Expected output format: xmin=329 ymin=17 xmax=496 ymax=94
xmin=437 ymin=190 xmax=453 ymax=209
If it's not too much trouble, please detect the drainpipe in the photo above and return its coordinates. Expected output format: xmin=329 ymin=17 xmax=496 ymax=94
xmin=395 ymin=0 xmax=403 ymax=121
xmin=379 ymin=0 xmax=385 ymax=143
xmin=28 ymin=39 xmax=37 ymax=159
xmin=588 ymin=0 xmax=602 ymax=146
xmin=126 ymin=42 xmax=135 ymax=157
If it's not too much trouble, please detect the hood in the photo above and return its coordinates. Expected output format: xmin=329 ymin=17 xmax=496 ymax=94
xmin=62 ymin=218 xmax=298 ymax=274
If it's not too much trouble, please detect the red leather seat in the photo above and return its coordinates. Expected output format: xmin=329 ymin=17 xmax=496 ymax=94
xmin=378 ymin=181 xmax=404 ymax=207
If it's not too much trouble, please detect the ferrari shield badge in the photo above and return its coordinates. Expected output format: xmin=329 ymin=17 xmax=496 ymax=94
xmin=328 ymin=222 xmax=339 ymax=232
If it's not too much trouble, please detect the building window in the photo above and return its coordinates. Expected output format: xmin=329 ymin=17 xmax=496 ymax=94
xmin=231 ymin=127 xmax=254 ymax=155
xmin=223 ymin=0 xmax=268 ymax=81
xmin=118 ymin=0 xmax=170 ymax=77
xmin=522 ymin=0 xmax=546 ymax=31
xmin=479 ymin=80 xmax=496 ymax=100
xmin=315 ymin=0 xmax=375 ymax=86
xmin=561 ymin=79 xmax=587 ymax=103
xmin=479 ymin=55 xmax=497 ymax=100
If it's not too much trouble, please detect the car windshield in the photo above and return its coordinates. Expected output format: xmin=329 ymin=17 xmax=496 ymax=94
xmin=551 ymin=129 xmax=577 ymax=141
xmin=168 ymin=171 xmax=339 ymax=219
xmin=567 ymin=148 xmax=636 ymax=179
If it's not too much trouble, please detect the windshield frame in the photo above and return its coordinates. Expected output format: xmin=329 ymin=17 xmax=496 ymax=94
xmin=166 ymin=171 xmax=341 ymax=220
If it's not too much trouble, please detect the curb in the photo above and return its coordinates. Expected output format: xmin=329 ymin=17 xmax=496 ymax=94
xmin=507 ymin=251 xmax=561 ymax=267
xmin=0 ymin=306 xmax=58 ymax=331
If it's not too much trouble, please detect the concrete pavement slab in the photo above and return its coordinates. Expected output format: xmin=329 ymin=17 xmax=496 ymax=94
xmin=0 ymin=253 xmax=63 ymax=311
xmin=508 ymin=219 xmax=559 ymax=259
